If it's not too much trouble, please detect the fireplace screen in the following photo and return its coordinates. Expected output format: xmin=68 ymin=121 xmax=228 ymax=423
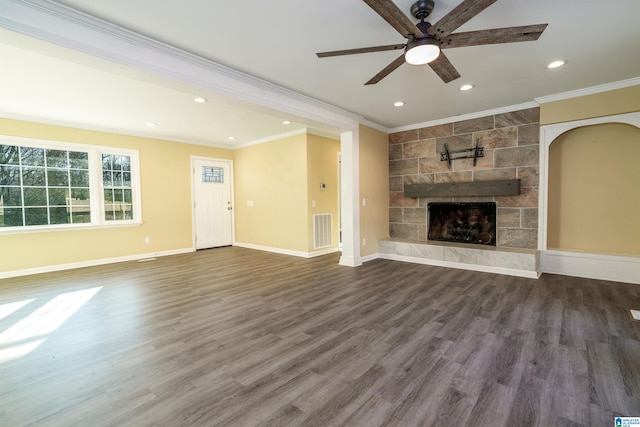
xmin=427 ymin=202 xmax=496 ymax=246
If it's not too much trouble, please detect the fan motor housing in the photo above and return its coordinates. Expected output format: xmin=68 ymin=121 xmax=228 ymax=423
xmin=411 ymin=0 xmax=435 ymax=20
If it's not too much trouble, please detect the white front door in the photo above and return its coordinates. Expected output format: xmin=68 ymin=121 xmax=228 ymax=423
xmin=193 ymin=158 xmax=233 ymax=249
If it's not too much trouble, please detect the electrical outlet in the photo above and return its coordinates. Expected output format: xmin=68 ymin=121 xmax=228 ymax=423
xmin=144 ymin=237 xmax=150 ymax=244
xmin=312 ymin=200 xmax=316 ymax=208
xmin=362 ymin=198 xmax=367 ymax=206
xmin=362 ymin=238 xmax=366 ymax=246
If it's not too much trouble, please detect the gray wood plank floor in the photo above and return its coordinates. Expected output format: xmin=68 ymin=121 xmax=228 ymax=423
xmin=1 ymin=247 xmax=639 ymax=426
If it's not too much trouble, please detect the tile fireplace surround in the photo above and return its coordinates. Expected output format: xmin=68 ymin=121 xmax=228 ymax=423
xmin=385 ymin=107 xmax=541 ymax=278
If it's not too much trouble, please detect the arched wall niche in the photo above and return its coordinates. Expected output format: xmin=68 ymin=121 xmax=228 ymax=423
xmin=539 ymin=112 xmax=640 ymax=283
xmin=547 ymin=122 xmax=640 ymax=254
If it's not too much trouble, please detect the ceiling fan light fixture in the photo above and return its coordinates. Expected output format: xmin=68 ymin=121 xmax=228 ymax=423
xmin=405 ymin=37 xmax=440 ymax=65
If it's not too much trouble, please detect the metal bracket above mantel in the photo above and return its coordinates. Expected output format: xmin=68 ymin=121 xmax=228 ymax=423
xmin=441 ymin=140 xmax=484 ymax=169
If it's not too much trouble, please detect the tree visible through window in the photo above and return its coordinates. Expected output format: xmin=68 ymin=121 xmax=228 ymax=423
xmin=0 ymin=145 xmax=90 ymax=227
xmin=0 ymin=139 xmax=140 ymax=230
xmin=102 ymin=154 xmax=133 ymax=221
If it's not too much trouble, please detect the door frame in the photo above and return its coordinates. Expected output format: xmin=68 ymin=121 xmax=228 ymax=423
xmin=190 ymin=155 xmax=235 ymax=250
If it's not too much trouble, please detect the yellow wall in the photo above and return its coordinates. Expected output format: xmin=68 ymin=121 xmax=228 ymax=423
xmin=547 ymin=123 xmax=640 ymax=255
xmin=233 ymin=134 xmax=308 ymax=252
xmin=233 ymin=132 xmax=340 ymax=254
xmin=0 ymin=118 xmax=232 ymax=273
xmin=307 ymin=134 xmax=340 ymax=252
xmin=359 ymin=124 xmax=389 ymax=256
xmin=541 ymin=85 xmax=640 ymax=125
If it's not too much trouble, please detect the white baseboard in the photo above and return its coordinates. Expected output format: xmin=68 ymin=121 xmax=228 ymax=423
xmin=378 ymin=253 xmax=541 ymax=279
xmin=234 ymin=242 xmax=340 ymax=259
xmin=542 ymin=250 xmax=640 ymax=284
xmin=0 ymin=248 xmax=195 ymax=279
xmin=361 ymin=253 xmax=380 ymax=263
xmin=338 ymin=255 xmax=363 ymax=267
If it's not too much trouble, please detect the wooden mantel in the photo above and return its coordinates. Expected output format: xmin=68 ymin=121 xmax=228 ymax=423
xmin=404 ymin=179 xmax=520 ymax=198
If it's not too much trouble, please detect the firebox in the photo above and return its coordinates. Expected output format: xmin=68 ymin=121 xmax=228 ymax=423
xmin=427 ymin=202 xmax=497 ymax=246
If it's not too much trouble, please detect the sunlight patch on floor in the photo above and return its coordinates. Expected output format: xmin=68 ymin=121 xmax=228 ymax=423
xmin=0 ymin=287 xmax=102 ymax=362
xmin=0 ymin=299 xmax=34 ymax=322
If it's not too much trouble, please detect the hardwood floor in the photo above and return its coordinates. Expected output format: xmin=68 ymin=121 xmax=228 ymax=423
xmin=1 ymin=247 xmax=639 ymax=426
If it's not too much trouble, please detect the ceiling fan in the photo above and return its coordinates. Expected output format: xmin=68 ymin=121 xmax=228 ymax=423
xmin=316 ymin=0 xmax=548 ymax=85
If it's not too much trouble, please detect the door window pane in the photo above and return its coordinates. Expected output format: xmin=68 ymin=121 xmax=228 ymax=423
xmin=202 ymin=166 xmax=223 ymax=183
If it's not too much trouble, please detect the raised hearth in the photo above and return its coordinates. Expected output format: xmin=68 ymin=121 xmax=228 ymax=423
xmin=378 ymin=239 xmax=540 ymax=278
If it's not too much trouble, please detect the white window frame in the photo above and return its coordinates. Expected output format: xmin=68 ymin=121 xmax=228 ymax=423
xmin=0 ymin=135 xmax=142 ymax=234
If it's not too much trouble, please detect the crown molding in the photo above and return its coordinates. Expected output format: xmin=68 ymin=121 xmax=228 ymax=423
xmin=306 ymin=128 xmax=341 ymax=141
xmin=0 ymin=112 xmax=238 ymax=149
xmin=233 ymin=127 xmax=340 ymax=150
xmin=233 ymin=129 xmax=308 ymax=149
xmin=535 ymin=77 xmax=640 ymax=104
xmin=360 ymin=119 xmax=390 ymax=134
xmin=0 ymin=0 xmax=362 ymax=132
xmin=389 ymin=101 xmax=539 ymax=133
xmin=388 ymin=77 xmax=640 ymax=134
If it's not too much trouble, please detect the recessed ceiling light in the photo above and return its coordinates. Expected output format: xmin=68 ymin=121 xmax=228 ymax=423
xmin=459 ymin=84 xmax=474 ymax=91
xmin=194 ymin=97 xmax=208 ymax=103
xmin=227 ymin=136 xmax=235 ymax=140
xmin=146 ymin=122 xmax=157 ymax=127
xmin=547 ymin=60 xmax=566 ymax=69
xmin=282 ymin=120 xmax=292 ymax=125
xmin=393 ymin=101 xmax=405 ymax=107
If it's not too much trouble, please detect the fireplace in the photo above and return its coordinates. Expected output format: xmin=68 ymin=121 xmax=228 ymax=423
xmin=427 ymin=202 xmax=496 ymax=246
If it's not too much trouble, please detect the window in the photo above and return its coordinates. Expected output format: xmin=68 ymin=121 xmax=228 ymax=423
xmin=102 ymin=154 xmax=133 ymax=220
xmin=0 ymin=136 xmax=141 ymax=231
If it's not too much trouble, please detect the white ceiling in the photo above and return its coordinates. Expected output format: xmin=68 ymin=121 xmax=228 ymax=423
xmin=1 ymin=0 xmax=639 ymax=147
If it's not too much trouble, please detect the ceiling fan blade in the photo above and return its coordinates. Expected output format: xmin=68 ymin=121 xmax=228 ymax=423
xmin=362 ymin=0 xmax=423 ymax=39
xmin=365 ymin=54 xmax=406 ymax=85
xmin=317 ymin=44 xmax=406 ymax=58
xmin=428 ymin=52 xmax=461 ymax=83
xmin=441 ymin=24 xmax=548 ymax=49
xmin=428 ymin=0 xmax=497 ymax=39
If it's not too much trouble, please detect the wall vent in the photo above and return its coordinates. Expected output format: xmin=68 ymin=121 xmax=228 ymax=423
xmin=313 ymin=213 xmax=332 ymax=249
